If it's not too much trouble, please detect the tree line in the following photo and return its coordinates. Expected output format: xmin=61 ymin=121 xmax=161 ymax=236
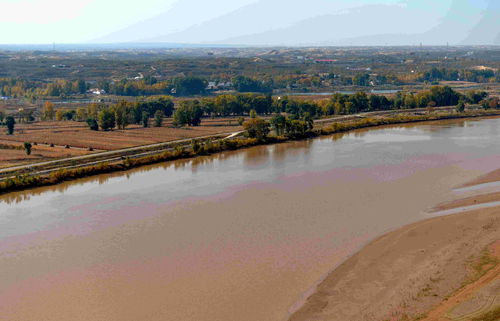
xmin=3 ymin=86 xmax=497 ymax=134
xmin=419 ymin=68 xmax=498 ymax=83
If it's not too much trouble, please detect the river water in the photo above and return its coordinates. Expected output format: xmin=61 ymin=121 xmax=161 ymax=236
xmin=1 ymin=118 xmax=500 ymax=321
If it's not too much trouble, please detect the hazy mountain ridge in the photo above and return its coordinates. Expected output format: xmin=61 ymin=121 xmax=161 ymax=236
xmin=220 ymin=0 xmax=498 ymax=46
xmin=97 ymin=0 xmax=499 ymax=46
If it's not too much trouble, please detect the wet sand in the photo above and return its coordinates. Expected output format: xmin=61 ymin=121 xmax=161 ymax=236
xmin=1 ymin=118 xmax=500 ymax=321
xmin=462 ymin=168 xmax=500 ymax=188
xmin=289 ymin=170 xmax=500 ymax=321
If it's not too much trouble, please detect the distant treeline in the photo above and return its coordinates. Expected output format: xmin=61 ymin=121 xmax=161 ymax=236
xmin=419 ymin=67 xmax=498 ymax=83
xmin=1 ymin=65 xmax=498 ymax=99
xmin=15 ymin=86 xmax=494 ymax=134
xmin=0 ymin=75 xmax=272 ymax=99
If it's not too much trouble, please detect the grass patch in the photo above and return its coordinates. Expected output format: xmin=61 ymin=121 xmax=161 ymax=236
xmin=470 ymin=306 xmax=500 ymax=321
xmin=0 ymin=144 xmax=23 ymax=150
xmin=465 ymin=248 xmax=499 ymax=286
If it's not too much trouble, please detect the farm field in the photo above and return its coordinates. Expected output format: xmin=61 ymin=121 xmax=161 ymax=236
xmin=0 ymin=118 xmax=243 ymax=168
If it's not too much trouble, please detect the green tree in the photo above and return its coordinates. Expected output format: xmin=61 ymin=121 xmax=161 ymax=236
xmin=77 ymin=79 xmax=87 ymax=94
xmin=62 ymin=110 xmax=75 ymax=121
xmin=173 ymin=100 xmax=203 ymax=126
xmin=249 ymin=109 xmax=257 ymax=118
xmin=142 ymin=111 xmax=149 ymax=128
xmin=154 ymin=110 xmax=164 ymax=127
xmin=98 ymin=109 xmax=116 ymax=131
xmin=303 ymin=112 xmax=314 ymax=131
xmin=23 ymin=142 xmax=32 ymax=155
xmin=5 ymin=116 xmax=15 ymax=135
xmin=456 ymin=100 xmax=466 ymax=113
xmin=86 ymin=118 xmax=99 ymax=131
xmin=174 ymin=77 xmax=207 ymax=96
xmin=0 ymin=110 xmax=4 ymax=123
xmin=270 ymin=114 xmax=286 ymax=136
xmin=233 ymin=76 xmax=271 ymax=93
xmin=114 ymin=104 xmax=129 ymax=129
xmin=244 ymin=118 xmax=270 ymax=140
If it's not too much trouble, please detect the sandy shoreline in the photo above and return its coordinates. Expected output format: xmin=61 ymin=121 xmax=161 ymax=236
xmin=289 ymin=172 xmax=500 ymax=321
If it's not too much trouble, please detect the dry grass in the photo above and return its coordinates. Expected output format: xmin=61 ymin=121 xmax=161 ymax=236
xmin=0 ymin=118 xmax=243 ymax=167
xmin=0 ymin=140 xmax=90 ymax=168
xmin=0 ymin=119 xmax=242 ymax=150
xmin=470 ymin=306 xmax=500 ymax=321
xmin=466 ymin=249 xmax=499 ymax=286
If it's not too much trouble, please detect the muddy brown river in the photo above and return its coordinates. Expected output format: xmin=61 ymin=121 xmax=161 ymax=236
xmin=1 ymin=118 xmax=500 ymax=321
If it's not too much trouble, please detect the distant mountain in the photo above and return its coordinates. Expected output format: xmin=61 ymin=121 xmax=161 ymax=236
xmin=95 ymin=0 xmax=259 ymax=43
xmin=461 ymin=0 xmax=500 ymax=44
xmin=219 ymin=4 xmax=434 ymax=46
xmin=96 ymin=0 xmax=498 ymax=46
xmin=141 ymin=0 xmax=379 ymax=44
xmin=223 ymin=0 xmax=494 ymax=46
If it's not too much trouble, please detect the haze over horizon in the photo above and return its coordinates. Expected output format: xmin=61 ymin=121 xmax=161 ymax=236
xmin=1 ymin=0 xmax=499 ymax=46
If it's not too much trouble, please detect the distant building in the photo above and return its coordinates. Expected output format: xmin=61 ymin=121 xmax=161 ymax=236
xmin=207 ymin=82 xmax=218 ymax=90
xmin=314 ymin=59 xmax=338 ymax=64
xmin=88 ymin=88 xmax=105 ymax=95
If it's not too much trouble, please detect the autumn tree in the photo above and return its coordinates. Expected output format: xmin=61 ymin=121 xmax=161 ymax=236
xmin=154 ymin=110 xmax=164 ymax=127
xmin=76 ymin=108 xmax=87 ymax=122
xmin=42 ymin=102 xmax=55 ymax=121
xmin=55 ymin=110 xmax=64 ymax=121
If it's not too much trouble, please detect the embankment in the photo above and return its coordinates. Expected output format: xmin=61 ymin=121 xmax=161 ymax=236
xmin=1 ymin=109 xmax=500 ymax=195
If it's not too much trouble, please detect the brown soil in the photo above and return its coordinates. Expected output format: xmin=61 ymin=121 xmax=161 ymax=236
xmin=421 ymin=241 xmax=500 ymax=321
xmin=0 ymin=141 xmax=90 ymax=168
xmin=0 ymin=119 xmax=242 ymax=167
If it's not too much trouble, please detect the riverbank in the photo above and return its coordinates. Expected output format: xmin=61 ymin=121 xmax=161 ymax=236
xmin=288 ymin=170 xmax=500 ymax=321
xmin=2 ymin=117 xmax=499 ymax=321
xmin=1 ymin=109 xmax=500 ymax=196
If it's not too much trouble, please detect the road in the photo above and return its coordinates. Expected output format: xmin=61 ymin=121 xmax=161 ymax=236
xmin=0 ymin=131 xmax=243 ymax=178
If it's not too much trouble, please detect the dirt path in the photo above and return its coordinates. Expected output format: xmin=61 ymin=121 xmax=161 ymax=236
xmin=422 ymin=241 xmax=500 ymax=321
xmin=0 ymin=131 xmax=241 ymax=177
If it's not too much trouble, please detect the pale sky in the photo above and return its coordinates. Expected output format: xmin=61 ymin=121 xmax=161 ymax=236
xmin=0 ymin=0 xmax=177 ymax=43
xmin=0 ymin=0 xmax=471 ymax=44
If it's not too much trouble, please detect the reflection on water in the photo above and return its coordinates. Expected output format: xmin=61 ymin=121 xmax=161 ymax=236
xmin=1 ymin=117 xmax=500 ymax=321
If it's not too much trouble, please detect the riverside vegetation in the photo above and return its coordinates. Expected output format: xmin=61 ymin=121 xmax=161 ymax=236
xmin=1 ymin=106 xmax=500 ymax=195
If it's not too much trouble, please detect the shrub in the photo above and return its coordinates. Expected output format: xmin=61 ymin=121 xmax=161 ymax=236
xmin=23 ymin=142 xmax=32 ymax=155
